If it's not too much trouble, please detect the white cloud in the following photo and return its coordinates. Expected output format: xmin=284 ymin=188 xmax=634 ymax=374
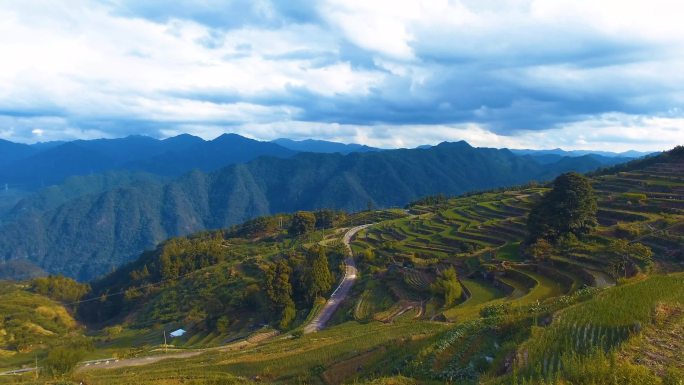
xmin=0 ymin=0 xmax=682 ymax=151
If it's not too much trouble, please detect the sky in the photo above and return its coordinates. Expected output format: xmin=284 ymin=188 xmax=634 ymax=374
xmin=0 ymin=0 xmax=683 ymax=151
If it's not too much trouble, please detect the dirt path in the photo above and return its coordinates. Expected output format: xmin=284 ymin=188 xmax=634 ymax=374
xmin=304 ymin=224 xmax=372 ymax=334
xmin=76 ymin=330 xmax=279 ymax=372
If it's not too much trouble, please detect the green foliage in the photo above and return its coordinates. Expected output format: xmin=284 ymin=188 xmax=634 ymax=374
xmin=527 ymin=172 xmax=598 ymax=242
xmin=157 ymin=235 xmax=229 ymax=281
xmin=289 ymin=211 xmax=316 ymax=236
xmin=518 ymin=274 xmax=684 ymax=377
xmin=228 ymin=215 xmax=282 ymax=238
xmin=265 ymin=260 xmax=296 ymax=329
xmin=0 ymin=282 xmax=80 ymax=353
xmin=663 ymin=366 xmax=684 ymax=385
xmin=607 ymin=239 xmax=654 ymax=277
xmin=215 ymin=316 xmax=231 ymax=334
xmin=615 ymin=222 xmax=642 ymax=238
xmin=480 ymin=303 xmax=512 ymax=318
xmin=0 ymin=142 xmax=617 ymax=281
xmin=408 ymin=194 xmax=449 ymax=207
xmin=314 ymin=209 xmax=345 ymax=229
xmin=305 ymin=247 xmax=334 ymax=301
xmin=621 ymin=192 xmax=648 ymax=202
xmin=526 ymin=239 xmax=553 ymax=262
xmin=515 ymin=349 xmax=662 ymax=385
xmin=430 ymin=267 xmax=462 ymax=307
xmin=44 ymin=346 xmax=85 ymax=377
xmin=30 ymin=275 xmax=90 ymax=303
xmin=103 ymin=325 xmax=123 ymax=339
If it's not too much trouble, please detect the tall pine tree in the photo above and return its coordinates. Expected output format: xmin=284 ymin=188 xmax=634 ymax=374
xmin=306 ymin=247 xmax=334 ymax=302
xmin=265 ymin=260 xmax=296 ymax=329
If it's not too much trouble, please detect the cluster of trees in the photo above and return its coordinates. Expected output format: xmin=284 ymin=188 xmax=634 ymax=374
xmin=263 ymin=246 xmax=335 ymax=328
xmin=30 ymin=275 xmax=90 ymax=303
xmin=227 ymin=210 xmax=347 ymax=239
xmin=81 ymin=213 xmax=344 ymax=330
xmin=408 ymin=194 xmax=450 ymax=207
xmin=79 ymin=234 xmax=232 ymax=323
xmin=155 ymin=235 xmax=229 ymax=281
xmin=289 ymin=210 xmax=347 ymax=236
xmin=430 ymin=267 xmax=463 ymax=307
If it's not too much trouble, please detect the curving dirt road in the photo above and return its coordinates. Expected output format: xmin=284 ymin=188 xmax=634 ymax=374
xmin=303 ymin=224 xmax=372 ymax=334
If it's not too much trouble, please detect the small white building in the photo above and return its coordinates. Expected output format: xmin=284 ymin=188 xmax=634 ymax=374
xmin=169 ymin=329 xmax=186 ymax=338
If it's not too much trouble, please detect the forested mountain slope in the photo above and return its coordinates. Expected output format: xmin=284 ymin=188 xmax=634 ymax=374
xmin=0 ymin=134 xmax=295 ymax=188
xmin=0 ymin=141 xmax=625 ymax=280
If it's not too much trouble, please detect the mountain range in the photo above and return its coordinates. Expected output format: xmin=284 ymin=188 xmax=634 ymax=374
xmin=0 ymin=134 xmax=296 ymax=188
xmin=0 ymin=139 xmax=632 ymax=280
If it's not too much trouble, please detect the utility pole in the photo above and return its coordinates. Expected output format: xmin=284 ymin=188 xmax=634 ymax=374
xmin=34 ymin=353 xmax=38 ymax=380
xmin=163 ymin=330 xmax=167 ymax=353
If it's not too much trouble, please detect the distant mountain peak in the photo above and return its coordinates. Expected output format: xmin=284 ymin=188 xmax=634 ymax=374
xmin=272 ymin=137 xmax=379 ymax=154
xmin=435 ymin=140 xmax=472 ymax=149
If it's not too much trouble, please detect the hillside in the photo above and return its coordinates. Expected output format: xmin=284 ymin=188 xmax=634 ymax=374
xmin=0 ymin=142 xmax=626 ymax=280
xmin=0 ymin=146 xmax=674 ymax=383
xmin=0 ymin=147 xmax=682 ymax=384
xmin=0 ymin=279 xmax=85 ymax=361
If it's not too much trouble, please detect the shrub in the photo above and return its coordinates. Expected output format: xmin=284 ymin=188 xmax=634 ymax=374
xmin=44 ymin=347 xmax=85 ymax=377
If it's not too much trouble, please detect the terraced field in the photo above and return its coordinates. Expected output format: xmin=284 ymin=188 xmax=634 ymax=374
xmin=349 ymin=154 xmax=684 ymax=329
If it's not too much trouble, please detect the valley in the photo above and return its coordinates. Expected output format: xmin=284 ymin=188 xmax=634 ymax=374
xmin=1 ymin=146 xmax=682 ymax=384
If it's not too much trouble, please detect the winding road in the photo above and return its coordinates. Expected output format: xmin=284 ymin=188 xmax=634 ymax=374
xmin=12 ymin=225 xmax=372 ymax=375
xmin=304 ymin=224 xmax=372 ymax=334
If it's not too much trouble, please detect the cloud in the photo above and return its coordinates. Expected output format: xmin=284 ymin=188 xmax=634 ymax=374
xmin=0 ymin=0 xmax=682 ymax=150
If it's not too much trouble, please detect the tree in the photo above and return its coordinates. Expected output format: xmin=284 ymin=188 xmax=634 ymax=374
xmin=289 ymin=211 xmax=316 ymax=236
xmin=430 ymin=267 xmax=463 ymax=307
xmin=30 ymin=275 xmax=90 ymax=303
xmin=314 ymin=210 xmax=338 ymax=229
xmin=305 ymin=247 xmax=334 ymax=301
xmin=527 ymin=172 xmax=598 ymax=243
xmin=265 ymin=260 xmax=296 ymax=329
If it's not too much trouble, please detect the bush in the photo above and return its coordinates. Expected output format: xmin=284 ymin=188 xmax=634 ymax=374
xmin=291 ymin=330 xmax=303 ymax=339
xmin=44 ymin=347 xmax=85 ymax=377
xmin=104 ymin=325 xmax=123 ymax=339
